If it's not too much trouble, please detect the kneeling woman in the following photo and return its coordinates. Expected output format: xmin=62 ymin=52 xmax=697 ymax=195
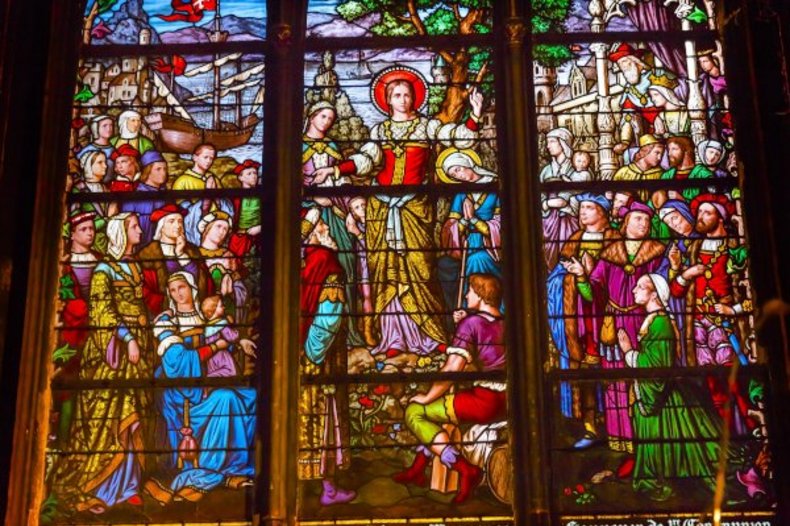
xmin=618 ymin=274 xmax=721 ymax=501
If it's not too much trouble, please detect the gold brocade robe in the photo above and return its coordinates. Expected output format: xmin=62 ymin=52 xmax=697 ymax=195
xmin=53 ymin=261 xmax=152 ymax=511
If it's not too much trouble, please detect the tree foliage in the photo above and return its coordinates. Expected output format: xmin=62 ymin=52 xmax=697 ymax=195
xmin=336 ymin=1 xmax=492 ymax=37
xmin=531 ymin=0 xmax=574 ymax=67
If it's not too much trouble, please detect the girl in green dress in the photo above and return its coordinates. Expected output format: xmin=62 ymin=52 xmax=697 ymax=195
xmin=618 ymin=273 xmax=722 ymax=501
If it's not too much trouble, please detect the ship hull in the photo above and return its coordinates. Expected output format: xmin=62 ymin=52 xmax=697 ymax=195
xmin=145 ymin=112 xmax=259 ymax=154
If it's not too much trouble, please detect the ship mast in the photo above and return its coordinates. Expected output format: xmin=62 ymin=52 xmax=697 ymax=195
xmin=235 ymin=56 xmax=242 ymax=125
xmin=212 ymin=0 xmax=223 ymax=129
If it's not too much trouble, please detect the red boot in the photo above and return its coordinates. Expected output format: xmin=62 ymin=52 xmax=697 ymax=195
xmin=392 ymin=451 xmax=430 ymax=486
xmin=452 ymin=456 xmax=483 ymax=504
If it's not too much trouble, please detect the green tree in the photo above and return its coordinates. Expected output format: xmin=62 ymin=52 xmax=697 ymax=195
xmin=336 ymin=0 xmax=492 ymax=122
xmin=532 ymin=0 xmax=574 ymax=67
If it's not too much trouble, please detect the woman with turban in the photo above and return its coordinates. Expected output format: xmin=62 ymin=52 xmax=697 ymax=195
xmin=52 ymin=212 xmax=151 ymax=514
xmin=144 ymin=276 xmax=256 ymax=504
xmin=618 ymin=273 xmax=721 ymax=501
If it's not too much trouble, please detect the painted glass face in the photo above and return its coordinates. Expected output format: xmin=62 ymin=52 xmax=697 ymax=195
xmin=44 ymin=2 xmax=266 ymax=523
xmin=298 ymin=33 xmax=509 ymax=519
xmin=533 ymin=12 xmax=775 ymax=521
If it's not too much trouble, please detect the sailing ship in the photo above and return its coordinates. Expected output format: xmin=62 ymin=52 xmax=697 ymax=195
xmin=345 ymin=49 xmax=373 ymax=80
xmin=144 ymin=5 xmax=264 ymax=154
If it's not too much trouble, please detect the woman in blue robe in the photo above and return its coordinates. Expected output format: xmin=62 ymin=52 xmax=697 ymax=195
xmin=437 ymin=150 xmax=501 ymax=309
xmin=144 ymin=273 xmax=256 ymax=504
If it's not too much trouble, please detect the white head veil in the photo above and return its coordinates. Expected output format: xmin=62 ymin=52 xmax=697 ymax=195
xmin=648 ymin=84 xmax=685 ymax=108
xmin=441 ymin=151 xmax=498 ymax=183
xmin=79 ymin=150 xmax=104 ymax=183
xmin=167 ymin=270 xmax=202 ymax=315
xmin=546 ymin=127 xmax=574 ymax=161
xmin=90 ymin=114 xmax=113 ymax=142
xmin=647 ymin=273 xmax=671 ymax=310
xmin=118 ymin=110 xmax=142 ymax=140
xmin=106 ymin=212 xmax=133 ymax=260
xmin=696 ymin=139 xmax=724 ymax=167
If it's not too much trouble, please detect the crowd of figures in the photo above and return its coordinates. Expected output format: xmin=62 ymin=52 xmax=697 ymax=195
xmin=50 ymin=109 xmax=263 ymax=514
xmin=541 ymin=43 xmax=770 ymax=503
xmin=299 ymin=68 xmax=509 ymax=508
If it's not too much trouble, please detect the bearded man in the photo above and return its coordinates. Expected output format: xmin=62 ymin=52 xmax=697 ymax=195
xmin=670 ymin=194 xmax=753 ymax=433
xmin=609 ymin=43 xmax=660 ymax=155
xmin=298 ymin=207 xmax=356 ymax=506
xmin=138 ymin=204 xmax=208 ymax=314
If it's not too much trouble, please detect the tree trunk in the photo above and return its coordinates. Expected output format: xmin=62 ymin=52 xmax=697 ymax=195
xmin=435 ymin=50 xmax=469 ymax=123
xmin=83 ymin=2 xmax=99 ymax=45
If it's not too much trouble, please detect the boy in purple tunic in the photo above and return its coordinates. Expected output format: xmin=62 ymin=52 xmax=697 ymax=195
xmin=393 ymin=273 xmax=507 ymax=504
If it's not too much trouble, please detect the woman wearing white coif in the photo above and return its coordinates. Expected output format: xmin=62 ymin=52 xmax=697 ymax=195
xmin=438 ymin=149 xmax=502 ymax=309
xmin=539 ymin=127 xmax=580 ymax=269
xmin=111 ymin=109 xmax=154 ymax=154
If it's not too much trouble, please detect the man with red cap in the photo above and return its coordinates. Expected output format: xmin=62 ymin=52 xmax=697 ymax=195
xmin=109 ymin=144 xmax=141 ymax=193
xmin=138 ymin=204 xmax=209 ymax=314
xmin=608 ymin=43 xmax=662 ymax=155
xmin=228 ymin=159 xmax=262 ymax=258
xmin=563 ymin=200 xmax=668 ymax=477
xmin=53 ymin=210 xmax=101 ymax=447
xmin=670 ymin=194 xmax=753 ymax=432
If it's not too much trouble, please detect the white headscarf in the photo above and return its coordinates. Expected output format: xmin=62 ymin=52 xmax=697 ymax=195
xmin=198 ymin=211 xmax=233 ymax=235
xmin=441 ymin=151 xmax=497 ymax=183
xmin=647 ymin=273 xmax=671 ymax=310
xmin=696 ymin=139 xmax=724 ymax=167
xmin=90 ymin=114 xmax=113 ymax=142
xmin=167 ymin=270 xmax=202 ymax=316
xmin=106 ymin=212 xmax=133 ymax=260
xmin=546 ymin=127 xmax=574 ymax=160
xmin=118 ymin=110 xmax=142 ymax=140
xmin=304 ymin=100 xmax=336 ymax=133
xmin=79 ymin=150 xmax=105 ymax=183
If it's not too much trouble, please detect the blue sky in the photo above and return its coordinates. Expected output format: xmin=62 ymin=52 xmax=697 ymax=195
xmin=90 ymin=0 xmax=267 ymax=34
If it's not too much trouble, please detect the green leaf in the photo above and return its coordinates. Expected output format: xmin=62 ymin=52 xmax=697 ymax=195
xmin=95 ymin=0 xmax=119 ymax=15
xmin=74 ymin=84 xmax=95 ymax=102
xmin=424 ymin=8 xmax=458 ymax=36
xmin=53 ymin=343 xmax=78 ymax=364
xmin=686 ymin=6 xmax=708 ymax=24
xmin=337 ymin=1 xmax=372 ymax=22
xmin=58 ymin=275 xmax=76 ymax=300
xmin=534 ymin=43 xmax=574 ymax=67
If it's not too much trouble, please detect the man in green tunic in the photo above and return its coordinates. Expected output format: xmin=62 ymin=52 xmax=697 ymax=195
xmin=617 ymin=273 xmax=722 ymax=501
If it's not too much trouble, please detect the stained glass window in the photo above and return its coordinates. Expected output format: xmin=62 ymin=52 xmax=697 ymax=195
xmin=18 ymin=1 xmax=784 ymax=526
xmin=43 ymin=0 xmax=266 ymax=523
xmin=298 ymin=2 xmax=512 ymax=521
xmin=533 ymin=1 xmax=777 ymax=524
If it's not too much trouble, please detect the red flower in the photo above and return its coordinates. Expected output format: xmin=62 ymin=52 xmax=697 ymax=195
xmin=575 ymin=484 xmax=585 ymax=494
xmin=372 ymin=384 xmax=390 ymax=396
xmin=71 ymin=118 xmax=85 ymax=129
xmin=372 ymin=424 xmax=388 ymax=434
xmin=563 ymin=487 xmax=572 ymax=496
xmin=359 ymin=395 xmax=375 ymax=409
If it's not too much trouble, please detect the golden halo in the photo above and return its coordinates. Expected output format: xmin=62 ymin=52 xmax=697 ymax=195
xmin=435 ymin=148 xmax=482 ymax=184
